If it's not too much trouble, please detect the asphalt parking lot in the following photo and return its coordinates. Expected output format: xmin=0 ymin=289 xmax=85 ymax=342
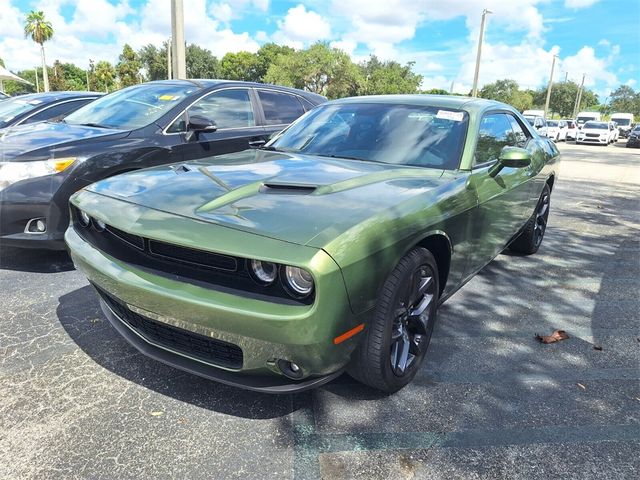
xmin=1 ymin=141 xmax=639 ymax=479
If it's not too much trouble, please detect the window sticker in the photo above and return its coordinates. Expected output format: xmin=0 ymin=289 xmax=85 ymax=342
xmin=436 ymin=110 xmax=464 ymax=122
xmin=158 ymin=95 xmax=180 ymax=101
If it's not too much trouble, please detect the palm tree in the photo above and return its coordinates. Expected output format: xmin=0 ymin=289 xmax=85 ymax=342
xmin=24 ymin=10 xmax=53 ymax=92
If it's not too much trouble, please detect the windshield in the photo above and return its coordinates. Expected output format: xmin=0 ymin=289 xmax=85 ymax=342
xmin=524 ymin=116 xmax=536 ymax=126
xmin=584 ymin=122 xmax=607 ymax=129
xmin=64 ymin=83 xmax=198 ymax=130
xmin=268 ymin=103 xmax=469 ymax=169
xmin=0 ymin=97 xmax=43 ymax=128
xmin=547 ymin=120 xmax=558 ymax=127
xmin=612 ymin=118 xmax=631 ymax=126
xmin=577 ymin=116 xmax=596 ymax=124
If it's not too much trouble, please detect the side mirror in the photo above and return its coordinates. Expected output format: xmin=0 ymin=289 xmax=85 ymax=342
xmin=187 ymin=115 xmax=217 ymax=132
xmin=489 ymin=147 xmax=531 ymax=177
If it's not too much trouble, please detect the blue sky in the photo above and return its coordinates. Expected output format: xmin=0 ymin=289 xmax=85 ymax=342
xmin=2 ymin=0 xmax=638 ymax=99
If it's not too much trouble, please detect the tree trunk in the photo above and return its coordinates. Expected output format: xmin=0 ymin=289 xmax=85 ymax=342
xmin=40 ymin=43 xmax=50 ymax=92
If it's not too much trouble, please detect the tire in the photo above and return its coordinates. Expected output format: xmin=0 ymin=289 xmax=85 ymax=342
xmin=348 ymin=248 xmax=440 ymax=392
xmin=510 ymin=183 xmax=551 ymax=255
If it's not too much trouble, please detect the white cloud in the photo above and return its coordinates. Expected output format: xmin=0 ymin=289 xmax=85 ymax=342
xmin=209 ymin=0 xmax=270 ymax=23
xmin=1 ymin=0 xmax=260 ymax=73
xmin=272 ymin=4 xmax=331 ymax=47
xmin=561 ymin=46 xmax=618 ymax=88
xmin=564 ymin=0 xmax=600 ymax=8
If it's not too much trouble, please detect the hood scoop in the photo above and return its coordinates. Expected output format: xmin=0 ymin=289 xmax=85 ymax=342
xmin=259 ymin=183 xmax=317 ymax=195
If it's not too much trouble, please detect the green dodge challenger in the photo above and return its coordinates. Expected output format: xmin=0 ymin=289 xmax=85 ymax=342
xmin=65 ymin=95 xmax=560 ymax=393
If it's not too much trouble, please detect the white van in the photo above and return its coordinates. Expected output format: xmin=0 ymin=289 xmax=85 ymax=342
xmin=610 ymin=113 xmax=635 ymax=138
xmin=576 ymin=111 xmax=601 ymax=128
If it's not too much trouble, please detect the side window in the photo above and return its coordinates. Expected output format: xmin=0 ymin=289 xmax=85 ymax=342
xmin=258 ymin=90 xmax=305 ymax=125
xmin=299 ymin=97 xmax=317 ymax=111
xmin=506 ymin=114 xmax=529 ymax=147
xmin=22 ymin=99 xmax=92 ymax=124
xmin=168 ymin=89 xmax=254 ymax=133
xmin=475 ymin=113 xmax=515 ymax=165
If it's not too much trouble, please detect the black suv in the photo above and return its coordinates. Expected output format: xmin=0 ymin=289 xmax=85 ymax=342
xmin=0 ymin=80 xmax=325 ymax=249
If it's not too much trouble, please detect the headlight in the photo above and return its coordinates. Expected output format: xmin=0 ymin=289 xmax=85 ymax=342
xmin=249 ymin=259 xmax=278 ymax=284
xmin=94 ymin=218 xmax=106 ymax=231
xmin=78 ymin=209 xmax=91 ymax=227
xmin=0 ymin=157 xmax=76 ymax=192
xmin=283 ymin=266 xmax=314 ymax=297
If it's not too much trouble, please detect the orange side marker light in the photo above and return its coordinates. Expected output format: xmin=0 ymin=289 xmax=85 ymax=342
xmin=333 ymin=323 xmax=365 ymax=345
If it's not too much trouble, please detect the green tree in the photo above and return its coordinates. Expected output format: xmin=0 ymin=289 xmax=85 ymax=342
xmin=478 ymin=79 xmax=532 ymax=111
xmin=94 ymin=60 xmax=116 ymax=92
xmin=265 ymin=43 xmax=361 ymax=99
xmin=24 ymin=10 xmax=54 ymax=92
xmin=422 ymin=88 xmax=449 ymax=95
xmin=47 ymin=61 xmax=87 ymax=91
xmin=186 ymin=44 xmax=219 ymax=79
xmin=116 ymin=44 xmax=141 ymax=88
xmin=609 ymin=85 xmax=639 ymax=115
xmin=220 ymin=51 xmax=258 ymax=81
xmin=138 ymin=43 xmax=167 ymax=81
xmin=359 ymin=56 xmax=422 ymax=95
xmin=255 ymin=43 xmax=294 ymax=82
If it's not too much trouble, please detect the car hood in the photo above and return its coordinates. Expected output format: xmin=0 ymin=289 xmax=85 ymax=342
xmin=87 ymin=149 xmax=446 ymax=247
xmin=0 ymin=121 xmax=128 ymax=160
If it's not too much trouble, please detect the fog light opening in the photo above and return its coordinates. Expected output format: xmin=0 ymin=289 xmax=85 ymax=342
xmin=277 ymin=359 xmax=304 ymax=380
xmin=24 ymin=217 xmax=47 ymax=234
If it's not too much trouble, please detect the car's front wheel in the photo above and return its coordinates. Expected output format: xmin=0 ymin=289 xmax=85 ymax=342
xmin=510 ymin=183 xmax=551 ymax=255
xmin=348 ymin=247 xmax=439 ymax=392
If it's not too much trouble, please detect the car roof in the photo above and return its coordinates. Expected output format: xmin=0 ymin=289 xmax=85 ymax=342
xmin=327 ymin=94 xmax=512 ymax=114
xmin=10 ymin=91 xmax=103 ymax=101
xmin=143 ymin=79 xmax=326 ymax=102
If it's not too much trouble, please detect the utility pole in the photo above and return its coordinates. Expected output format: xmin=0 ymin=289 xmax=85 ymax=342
xmin=86 ymin=59 xmax=94 ymax=91
xmin=171 ymin=0 xmax=186 ymax=79
xmin=167 ymin=38 xmax=172 ymax=79
xmin=35 ymin=66 xmax=40 ymax=93
xmin=543 ymin=54 xmax=558 ymax=119
xmin=564 ymin=71 xmax=568 ymax=82
xmin=471 ymin=8 xmax=492 ymax=97
xmin=573 ymin=73 xmax=585 ymax=118
xmin=449 ymin=80 xmax=454 ymax=94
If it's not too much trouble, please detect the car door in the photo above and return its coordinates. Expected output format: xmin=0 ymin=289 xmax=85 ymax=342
xmin=255 ymin=89 xmax=308 ymax=138
xmin=466 ymin=112 xmax=535 ymax=271
xmin=167 ymin=88 xmax=268 ymax=162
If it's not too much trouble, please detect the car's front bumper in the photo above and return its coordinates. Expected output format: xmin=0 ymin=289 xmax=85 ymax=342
xmin=0 ymin=173 xmax=85 ymax=250
xmin=65 ymin=226 xmax=367 ymax=392
xmin=576 ymin=136 xmax=608 ymax=144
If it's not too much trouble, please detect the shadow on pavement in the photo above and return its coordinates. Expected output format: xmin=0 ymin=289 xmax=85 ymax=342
xmin=0 ymin=246 xmax=75 ymax=273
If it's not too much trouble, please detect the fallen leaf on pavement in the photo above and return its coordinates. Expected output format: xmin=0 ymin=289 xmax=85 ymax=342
xmin=577 ymin=383 xmax=586 ymax=390
xmin=535 ymin=330 xmax=569 ymax=344
xmin=593 ymin=345 xmax=603 ymax=351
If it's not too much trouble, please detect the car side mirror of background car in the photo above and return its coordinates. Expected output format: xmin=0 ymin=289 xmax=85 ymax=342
xmin=185 ymin=115 xmax=217 ymax=141
xmin=489 ymin=147 xmax=531 ymax=177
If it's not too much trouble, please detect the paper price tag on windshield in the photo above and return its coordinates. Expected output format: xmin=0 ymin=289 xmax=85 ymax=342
xmin=436 ymin=110 xmax=464 ymax=122
xmin=158 ymin=95 xmax=179 ymax=101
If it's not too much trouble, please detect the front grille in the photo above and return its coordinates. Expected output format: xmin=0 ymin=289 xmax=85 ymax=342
xmin=70 ymin=207 xmax=311 ymax=305
xmin=149 ymin=239 xmax=237 ymax=271
xmin=96 ymin=286 xmax=243 ymax=369
xmin=586 ymin=133 xmax=600 ymax=138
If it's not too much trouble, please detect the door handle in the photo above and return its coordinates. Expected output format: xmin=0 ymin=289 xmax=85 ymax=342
xmin=248 ymin=139 xmax=266 ymax=148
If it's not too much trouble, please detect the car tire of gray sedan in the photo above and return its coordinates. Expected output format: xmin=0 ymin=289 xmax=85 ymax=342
xmin=510 ymin=183 xmax=551 ymax=255
xmin=348 ymin=247 xmax=439 ymax=393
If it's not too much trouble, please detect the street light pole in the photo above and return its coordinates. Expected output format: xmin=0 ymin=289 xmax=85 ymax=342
xmin=471 ymin=8 xmax=492 ymax=97
xmin=171 ymin=0 xmax=186 ymax=79
xmin=543 ymin=54 xmax=558 ymax=119
xmin=573 ymin=73 xmax=585 ymax=118
xmin=167 ymin=38 xmax=172 ymax=79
